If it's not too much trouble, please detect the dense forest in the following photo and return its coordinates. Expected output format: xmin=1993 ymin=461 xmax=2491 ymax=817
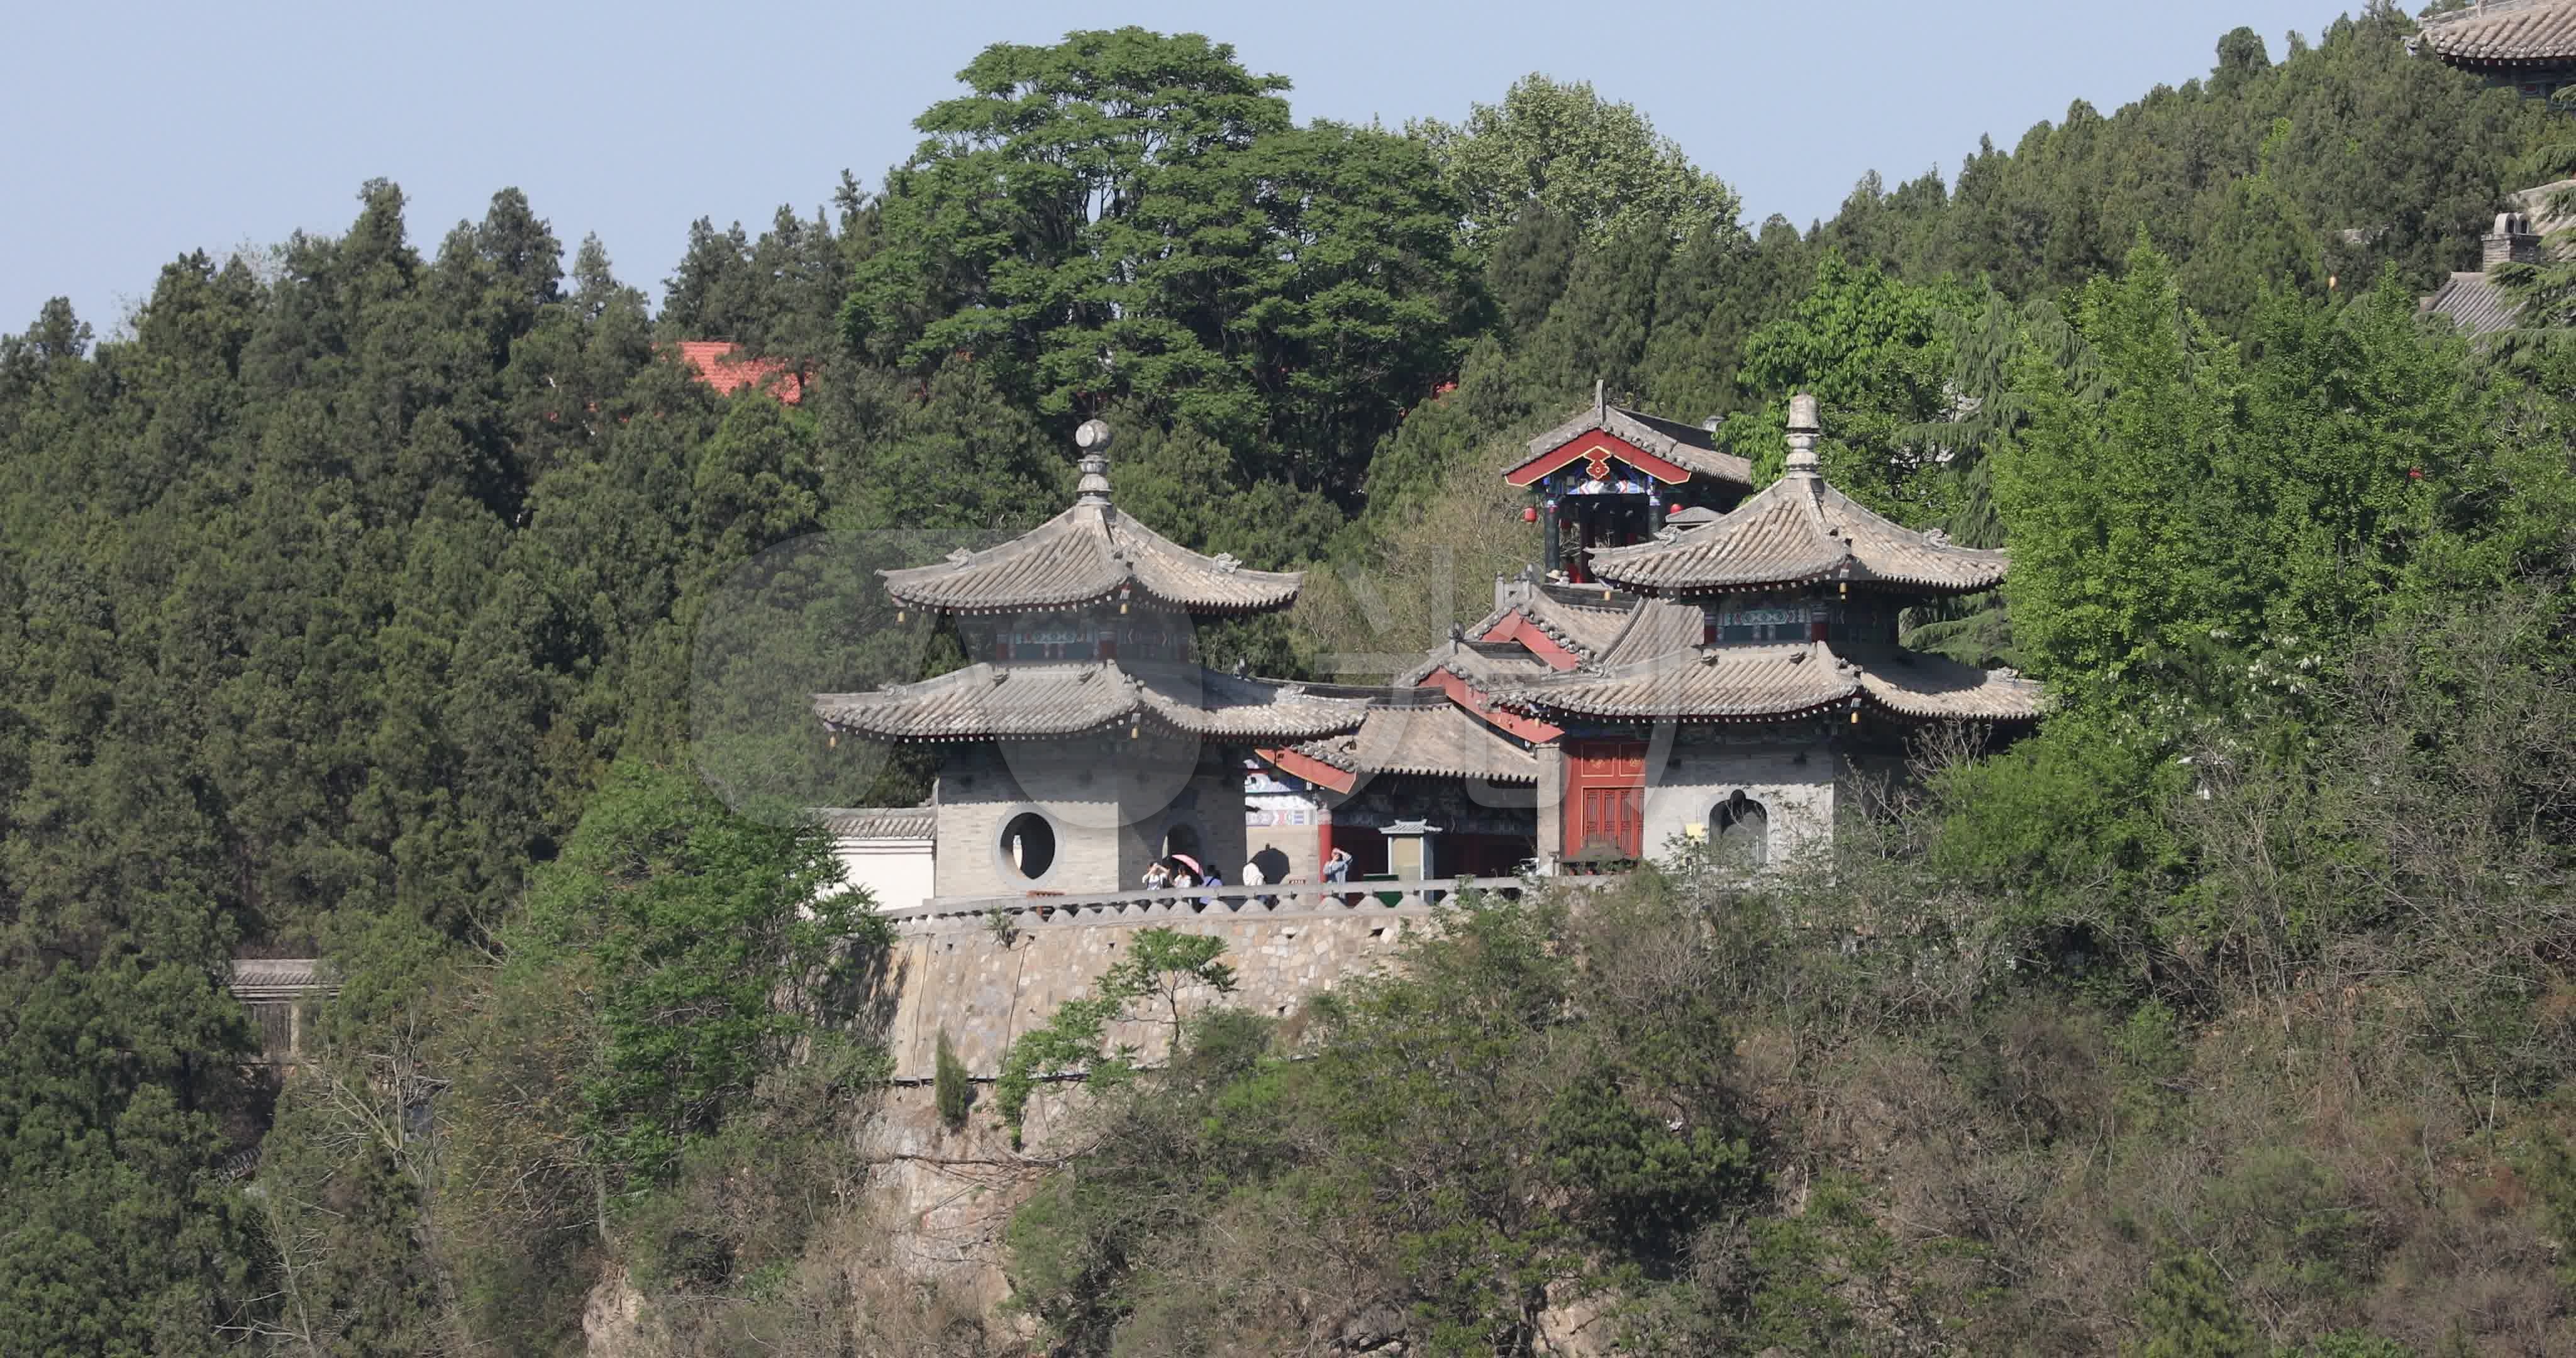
xmin=6 ymin=4 xmax=2576 ymax=1354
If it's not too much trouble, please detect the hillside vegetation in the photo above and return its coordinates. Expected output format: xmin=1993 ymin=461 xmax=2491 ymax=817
xmin=3 ymin=7 xmax=2575 ymax=1354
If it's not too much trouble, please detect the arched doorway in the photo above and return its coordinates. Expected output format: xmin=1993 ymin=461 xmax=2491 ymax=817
xmin=1712 ymin=790 xmax=1768 ymax=871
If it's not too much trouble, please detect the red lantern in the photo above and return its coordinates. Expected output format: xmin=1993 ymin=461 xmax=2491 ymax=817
xmin=1523 ymin=505 xmax=1540 ymax=522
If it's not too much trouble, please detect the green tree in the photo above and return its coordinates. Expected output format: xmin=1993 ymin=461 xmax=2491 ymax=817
xmin=993 ymin=925 xmax=1237 ymax=1132
xmin=1413 ymin=74 xmax=1744 ymax=245
xmin=508 ymin=760 xmax=885 ymax=1186
xmin=1728 ymin=251 xmax=1972 ymax=521
xmin=846 ymin=27 xmax=1474 ymax=502
xmin=2134 ymin=1253 xmax=2263 ymax=1357
xmin=1993 ymin=242 xmax=2246 ymax=704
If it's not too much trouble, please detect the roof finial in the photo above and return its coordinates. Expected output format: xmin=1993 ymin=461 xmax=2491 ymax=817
xmin=1784 ymin=394 xmax=1821 ymax=479
xmin=1593 ymin=377 xmax=1606 ymax=424
xmin=1074 ymin=419 xmax=1114 ymax=504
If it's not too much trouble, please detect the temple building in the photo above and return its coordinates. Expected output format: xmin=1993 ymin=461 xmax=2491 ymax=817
xmin=813 ymin=421 xmax=1374 ymax=899
xmin=2412 ymin=0 xmax=2576 ymax=103
xmin=2421 ymin=211 xmax=2550 ymax=336
xmin=814 ymin=395 xmax=2043 ymax=902
xmin=1492 ymin=395 xmax=2041 ymax=866
xmin=1247 ymin=394 xmax=2039 ymax=876
xmin=1504 ymin=383 xmax=1753 ymax=582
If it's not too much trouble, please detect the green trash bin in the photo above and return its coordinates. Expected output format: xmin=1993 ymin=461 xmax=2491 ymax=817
xmin=1360 ymin=873 xmax=1402 ymax=908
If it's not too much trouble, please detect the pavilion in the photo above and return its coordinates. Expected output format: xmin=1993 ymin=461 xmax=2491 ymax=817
xmin=813 ymin=422 xmax=1374 ymax=900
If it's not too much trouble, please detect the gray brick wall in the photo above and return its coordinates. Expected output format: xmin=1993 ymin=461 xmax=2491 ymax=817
xmin=933 ymin=739 xmax=1255 ymax=898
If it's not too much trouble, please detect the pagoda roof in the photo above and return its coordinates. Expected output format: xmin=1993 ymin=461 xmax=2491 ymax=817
xmin=2412 ymin=0 xmax=2576 ymax=67
xmin=1587 ymin=469 xmax=2007 ymax=596
xmin=1288 ymin=702 xmax=1541 ymax=787
xmin=1506 ymin=396 xmax=1753 ymax=489
xmin=881 ymin=431 xmax=1300 ymax=616
xmin=882 ymin=500 xmax=1301 ymax=617
xmin=1493 ymin=641 xmax=2043 ymax=726
xmin=813 ymin=660 xmax=1371 ymax=743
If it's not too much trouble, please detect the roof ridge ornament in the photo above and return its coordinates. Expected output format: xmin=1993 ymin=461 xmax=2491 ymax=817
xmin=1074 ymin=419 xmax=1114 ymax=504
xmin=1784 ymin=393 xmax=1822 ymax=480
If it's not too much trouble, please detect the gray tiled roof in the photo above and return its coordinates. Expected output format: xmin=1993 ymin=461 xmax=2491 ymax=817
xmin=1402 ymin=638 xmax=1564 ymax=687
xmin=881 ymin=501 xmax=1302 ymax=616
xmin=2414 ymin=0 xmax=2576 ymax=65
xmin=1597 ymin=595 xmax=1707 ymax=666
xmin=814 ymin=806 xmax=936 ymax=839
xmin=1292 ymin=703 xmax=1541 ymax=785
xmin=226 ymin=958 xmax=336 ymax=1000
xmin=1587 ymin=473 xmax=2008 ymax=597
xmin=1522 ymin=403 xmax=1755 ymax=487
xmin=2421 ymin=272 xmax=2524 ymax=336
xmin=1468 ymin=581 xmax=1689 ymax=661
xmin=813 ymin=661 xmax=1372 ymax=743
xmin=1494 ymin=641 xmax=2043 ymax=725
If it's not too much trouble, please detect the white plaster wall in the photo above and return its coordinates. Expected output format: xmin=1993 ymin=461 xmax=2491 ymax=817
xmin=831 ymin=837 xmax=935 ymax=913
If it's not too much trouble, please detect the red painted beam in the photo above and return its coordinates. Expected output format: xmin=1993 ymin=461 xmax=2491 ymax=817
xmin=1476 ymin=612 xmax=1584 ymax=671
xmin=1502 ymin=431 xmax=1692 ymax=489
xmin=1419 ymin=668 xmax=1564 ymax=744
xmin=1253 ymin=745 xmax=1357 ymax=795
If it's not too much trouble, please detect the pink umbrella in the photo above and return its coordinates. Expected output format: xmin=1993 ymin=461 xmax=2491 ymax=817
xmin=1169 ymin=853 xmax=1205 ymax=878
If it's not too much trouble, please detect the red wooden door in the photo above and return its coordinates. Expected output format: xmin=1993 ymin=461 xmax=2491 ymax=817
xmin=1563 ymin=740 xmax=1646 ymax=859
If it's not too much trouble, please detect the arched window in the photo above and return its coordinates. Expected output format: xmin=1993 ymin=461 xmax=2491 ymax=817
xmin=1713 ymin=790 xmax=1768 ymax=870
xmin=1162 ymin=822 xmax=1201 ymax=862
xmin=1001 ymin=812 xmax=1057 ymax=880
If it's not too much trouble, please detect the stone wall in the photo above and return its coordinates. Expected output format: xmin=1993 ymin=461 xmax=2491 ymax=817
xmin=873 ymin=896 xmax=1432 ymax=1079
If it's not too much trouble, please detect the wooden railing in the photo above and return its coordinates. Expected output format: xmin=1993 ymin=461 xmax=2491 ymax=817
xmin=877 ymin=876 xmax=1580 ymax=933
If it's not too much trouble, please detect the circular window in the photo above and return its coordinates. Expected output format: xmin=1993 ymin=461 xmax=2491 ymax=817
xmin=1001 ymin=812 xmax=1057 ymax=880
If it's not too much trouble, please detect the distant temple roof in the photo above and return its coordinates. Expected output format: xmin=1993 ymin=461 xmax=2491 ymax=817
xmin=677 ymin=340 xmax=803 ymax=404
xmin=1287 ymin=702 xmax=1542 ymax=788
xmin=226 ymin=958 xmax=336 ymax=1002
xmin=1495 ymin=641 xmax=2043 ymax=726
xmin=2412 ymin=0 xmax=2576 ymax=68
xmin=880 ymin=431 xmax=1302 ymax=617
xmin=1505 ymin=389 xmax=1754 ymax=490
xmin=1586 ymin=397 xmax=2007 ymax=597
xmin=2419 ymin=211 xmax=2553 ymax=337
xmin=2422 ymin=271 xmax=2524 ymax=335
xmin=813 ymin=660 xmax=1371 ymax=743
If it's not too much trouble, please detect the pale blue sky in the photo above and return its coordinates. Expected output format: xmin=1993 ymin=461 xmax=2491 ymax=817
xmin=6 ymin=1 xmax=2363 ymax=336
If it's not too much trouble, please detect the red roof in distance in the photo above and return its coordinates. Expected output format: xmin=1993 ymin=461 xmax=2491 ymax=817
xmin=677 ymin=340 xmax=802 ymax=405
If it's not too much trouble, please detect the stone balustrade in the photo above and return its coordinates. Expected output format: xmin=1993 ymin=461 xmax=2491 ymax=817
xmin=874 ymin=876 xmax=1553 ymax=936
